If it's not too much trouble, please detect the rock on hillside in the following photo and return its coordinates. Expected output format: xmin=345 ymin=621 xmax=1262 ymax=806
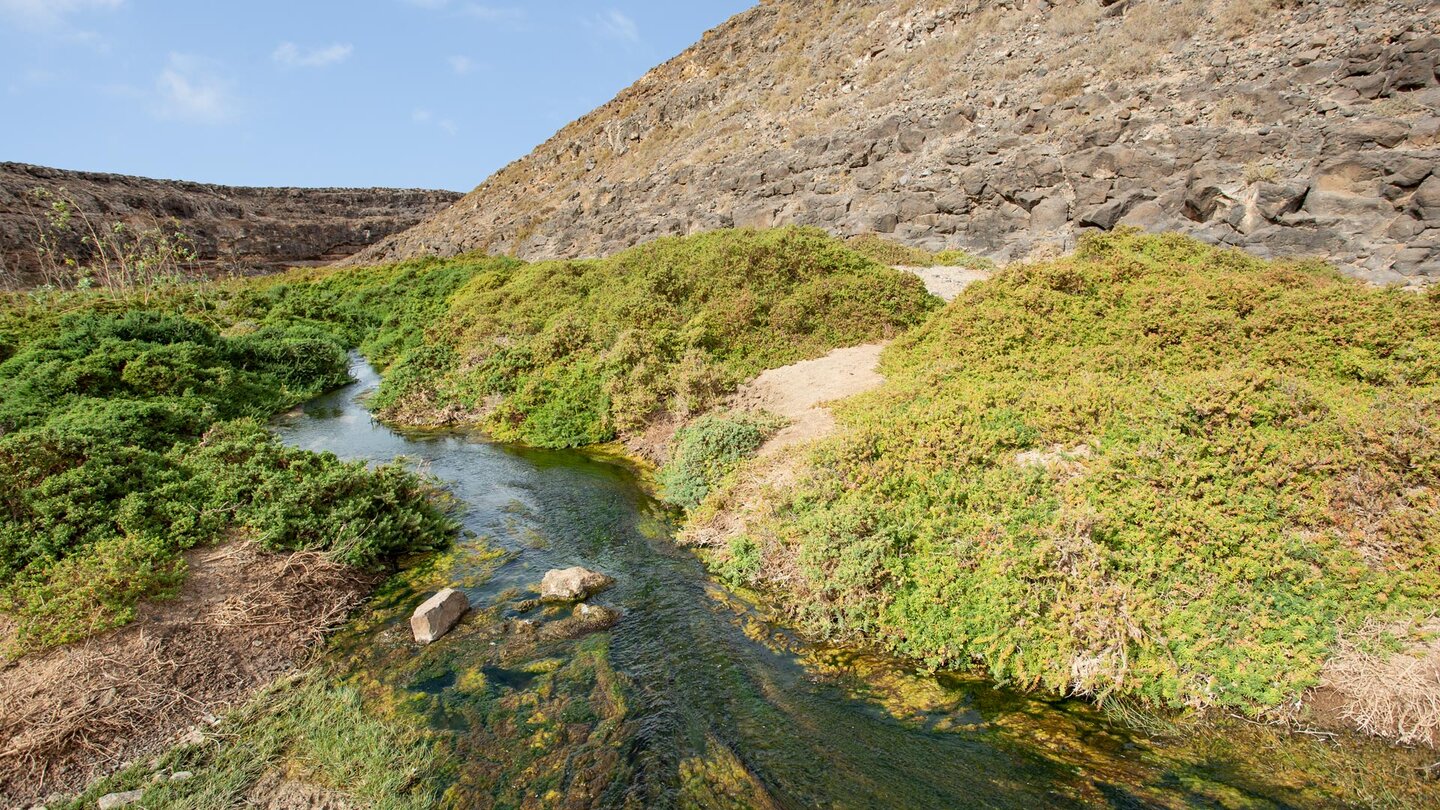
xmin=0 ymin=162 xmax=461 ymax=284
xmin=353 ymin=0 xmax=1440 ymax=286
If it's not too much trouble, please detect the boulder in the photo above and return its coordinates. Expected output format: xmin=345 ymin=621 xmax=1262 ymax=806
xmin=539 ymin=567 xmax=615 ymax=602
xmin=1079 ymin=192 xmax=1149 ymax=230
xmin=410 ymin=588 xmax=469 ymax=644
xmin=1030 ymin=196 xmax=1069 ymax=232
xmin=1408 ymin=175 xmax=1440 ymax=222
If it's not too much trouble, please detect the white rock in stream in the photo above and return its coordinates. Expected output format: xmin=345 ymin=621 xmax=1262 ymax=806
xmin=539 ymin=567 xmax=614 ymax=602
xmin=410 ymin=588 xmax=469 ymax=643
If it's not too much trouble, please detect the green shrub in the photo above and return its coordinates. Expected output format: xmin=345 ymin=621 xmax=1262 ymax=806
xmin=658 ymin=410 xmax=783 ymax=510
xmin=723 ymin=230 xmax=1440 ymax=713
xmin=846 ymin=234 xmax=995 ymax=270
xmin=0 ymin=294 xmax=457 ymax=652
xmin=384 ymin=227 xmax=935 ymax=446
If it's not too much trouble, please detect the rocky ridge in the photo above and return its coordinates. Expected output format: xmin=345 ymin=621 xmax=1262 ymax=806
xmin=354 ymin=0 xmax=1440 ymax=286
xmin=0 ymin=162 xmax=461 ymax=284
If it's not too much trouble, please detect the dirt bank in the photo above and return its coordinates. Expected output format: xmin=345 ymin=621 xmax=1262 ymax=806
xmin=0 ymin=542 xmax=376 ymax=805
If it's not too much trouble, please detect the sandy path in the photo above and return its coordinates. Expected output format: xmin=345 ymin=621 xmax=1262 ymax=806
xmin=731 ymin=265 xmax=989 ymax=454
xmin=732 ymin=343 xmax=886 ymax=455
xmin=893 ymin=265 xmax=991 ymax=302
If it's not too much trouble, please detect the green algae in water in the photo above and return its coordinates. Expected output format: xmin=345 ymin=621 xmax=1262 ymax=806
xmin=93 ymin=357 xmax=1436 ymax=809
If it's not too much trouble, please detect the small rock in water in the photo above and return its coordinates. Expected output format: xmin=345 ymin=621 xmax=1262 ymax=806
xmin=97 ymin=790 xmax=145 ymax=809
xmin=539 ymin=602 xmax=622 ymax=640
xmin=539 ymin=567 xmax=614 ymax=602
xmin=411 ymin=588 xmax=470 ymax=643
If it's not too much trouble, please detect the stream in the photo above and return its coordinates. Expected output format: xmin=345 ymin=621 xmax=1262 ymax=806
xmin=271 ymin=356 xmax=1427 ymax=809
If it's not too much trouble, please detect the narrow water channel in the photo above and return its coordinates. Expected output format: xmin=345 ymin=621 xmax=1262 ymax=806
xmin=271 ymin=356 xmax=1428 ymax=809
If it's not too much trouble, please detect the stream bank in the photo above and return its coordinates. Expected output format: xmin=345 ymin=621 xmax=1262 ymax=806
xmin=270 ymin=358 xmax=1439 ymax=808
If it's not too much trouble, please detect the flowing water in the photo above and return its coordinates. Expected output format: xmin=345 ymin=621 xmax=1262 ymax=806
xmin=272 ymin=357 xmax=1434 ymax=809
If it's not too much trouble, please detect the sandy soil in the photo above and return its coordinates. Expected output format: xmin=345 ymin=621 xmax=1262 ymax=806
xmin=732 ymin=343 xmax=886 ymax=455
xmin=724 ymin=265 xmax=990 ymax=455
xmin=892 ymin=265 xmax=992 ymax=302
xmin=0 ymin=543 xmax=375 ymax=805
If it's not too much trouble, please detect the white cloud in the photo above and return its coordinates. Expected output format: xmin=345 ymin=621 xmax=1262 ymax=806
xmin=155 ymin=53 xmax=237 ymax=125
xmin=0 ymin=0 xmax=122 ymax=28
xmin=448 ymin=55 xmax=475 ymax=75
xmin=272 ymin=41 xmax=353 ymax=68
xmin=592 ymin=9 xmax=639 ymax=43
xmin=412 ymin=107 xmax=459 ymax=136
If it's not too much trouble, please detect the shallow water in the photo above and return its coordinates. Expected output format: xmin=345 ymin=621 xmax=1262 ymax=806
xmin=272 ymin=357 xmax=1436 ymax=809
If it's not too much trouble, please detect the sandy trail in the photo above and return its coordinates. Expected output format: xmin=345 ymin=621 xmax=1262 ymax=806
xmin=893 ymin=264 xmax=992 ymax=303
xmin=732 ymin=265 xmax=989 ymax=454
xmin=732 ymin=343 xmax=886 ymax=455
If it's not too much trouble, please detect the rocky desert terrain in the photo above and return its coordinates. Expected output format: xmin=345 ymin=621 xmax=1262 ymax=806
xmin=355 ymin=0 xmax=1440 ymax=286
xmin=0 ymin=162 xmax=460 ymax=284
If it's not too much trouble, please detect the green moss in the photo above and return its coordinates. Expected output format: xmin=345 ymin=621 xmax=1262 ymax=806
xmin=721 ymin=230 xmax=1440 ymax=712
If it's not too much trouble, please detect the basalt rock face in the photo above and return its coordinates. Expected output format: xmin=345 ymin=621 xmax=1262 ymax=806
xmin=354 ymin=0 xmax=1440 ymax=286
xmin=0 ymin=162 xmax=461 ymax=284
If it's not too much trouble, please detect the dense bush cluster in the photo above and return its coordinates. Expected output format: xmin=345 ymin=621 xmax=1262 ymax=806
xmin=658 ymin=410 xmax=783 ymax=510
xmin=368 ymin=227 xmax=937 ymax=446
xmin=0 ymin=298 xmax=455 ymax=650
xmin=719 ymin=231 xmax=1440 ymax=712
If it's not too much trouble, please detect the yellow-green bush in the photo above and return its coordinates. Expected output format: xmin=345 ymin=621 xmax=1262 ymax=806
xmin=372 ymin=227 xmax=937 ymax=446
xmin=720 ymin=230 xmax=1440 ymax=712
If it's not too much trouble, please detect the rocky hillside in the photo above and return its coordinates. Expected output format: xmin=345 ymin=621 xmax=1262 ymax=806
xmin=0 ymin=162 xmax=460 ymax=284
xmin=354 ymin=0 xmax=1440 ymax=286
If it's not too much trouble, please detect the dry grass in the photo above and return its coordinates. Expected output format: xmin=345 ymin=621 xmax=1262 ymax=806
xmin=1316 ymin=618 xmax=1440 ymax=748
xmin=1047 ymin=0 xmax=1103 ymax=37
xmin=1216 ymin=0 xmax=1286 ymax=38
xmin=0 ymin=543 xmax=374 ymax=804
xmin=1243 ymin=161 xmax=1281 ymax=185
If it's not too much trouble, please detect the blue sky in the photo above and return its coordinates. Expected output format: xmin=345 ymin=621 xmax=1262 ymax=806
xmin=0 ymin=1 xmax=753 ymax=190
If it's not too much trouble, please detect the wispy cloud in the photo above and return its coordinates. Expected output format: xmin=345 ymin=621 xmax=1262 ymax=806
xmin=591 ymin=9 xmax=639 ymax=44
xmin=0 ymin=0 xmax=122 ymax=29
xmin=155 ymin=53 xmax=238 ymax=125
xmin=272 ymin=41 xmax=354 ymax=68
xmin=447 ymin=55 xmax=475 ymax=75
xmin=460 ymin=3 xmax=523 ymax=22
xmin=6 ymin=67 xmax=58 ymax=95
xmin=412 ymin=108 xmax=458 ymax=136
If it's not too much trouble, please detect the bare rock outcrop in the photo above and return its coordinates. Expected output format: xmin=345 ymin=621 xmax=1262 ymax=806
xmin=354 ymin=0 xmax=1440 ymax=286
xmin=0 ymin=162 xmax=461 ymax=285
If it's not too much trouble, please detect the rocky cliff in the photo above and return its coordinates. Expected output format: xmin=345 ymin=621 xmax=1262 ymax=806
xmin=0 ymin=163 xmax=461 ymax=284
xmin=353 ymin=0 xmax=1440 ymax=286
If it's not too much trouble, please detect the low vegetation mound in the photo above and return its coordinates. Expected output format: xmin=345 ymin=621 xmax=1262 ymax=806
xmin=713 ymin=230 xmax=1440 ymax=714
xmin=368 ymin=227 xmax=936 ymax=446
